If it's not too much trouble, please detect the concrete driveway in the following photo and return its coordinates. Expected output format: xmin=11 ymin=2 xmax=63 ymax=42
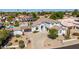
xmin=25 ymin=31 xmax=48 ymax=49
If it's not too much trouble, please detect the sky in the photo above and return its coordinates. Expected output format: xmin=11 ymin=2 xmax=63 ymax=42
xmin=0 ymin=0 xmax=78 ymax=13
xmin=0 ymin=0 xmax=79 ymax=9
xmin=0 ymin=9 xmax=75 ymax=12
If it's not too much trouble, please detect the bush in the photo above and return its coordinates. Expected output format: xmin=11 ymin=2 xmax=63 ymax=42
xmin=15 ymin=39 xmax=18 ymax=42
xmin=15 ymin=35 xmax=21 ymax=38
xmin=19 ymin=40 xmax=25 ymax=49
xmin=0 ymin=30 xmax=10 ymax=45
xmin=33 ymin=31 xmax=39 ymax=33
xmin=14 ymin=21 xmax=19 ymax=27
xmin=48 ymin=29 xmax=58 ymax=39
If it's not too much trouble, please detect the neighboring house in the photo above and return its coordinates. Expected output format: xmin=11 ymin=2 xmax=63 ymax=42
xmin=20 ymin=23 xmax=31 ymax=32
xmin=2 ymin=16 xmax=6 ymax=20
xmin=58 ymin=18 xmax=75 ymax=28
xmin=15 ymin=17 xmax=20 ymax=21
xmin=73 ymin=18 xmax=79 ymax=29
xmin=6 ymin=25 xmax=15 ymax=31
xmin=16 ymin=15 xmax=33 ymax=22
xmin=1 ymin=16 xmax=7 ymax=22
xmin=58 ymin=17 xmax=79 ymax=29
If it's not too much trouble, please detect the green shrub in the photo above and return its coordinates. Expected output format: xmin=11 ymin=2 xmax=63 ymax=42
xmin=19 ymin=40 xmax=25 ymax=49
xmin=14 ymin=21 xmax=19 ymax=27
xmin=48 ymin=29 xmax=58 ymax=39
xmin=0 ymin=30 xmax=10 ymax=45
xmin=15 ymin=35 xmax=21 ymax=38
xmin=15 ymin=39 xmax=18 ymax=42
xmin=33 ymin=31 xmax=39 ymax=33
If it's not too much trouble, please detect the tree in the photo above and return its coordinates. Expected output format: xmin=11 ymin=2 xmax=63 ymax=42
xmin=64 ymin=27 xmax=71 ymax=39
xmin=19 ymin=40 xmax=25 ymax=49
xmin=7 ymin=16 xmax=15 ymax=22
xmin=72 ymin=9 xmax=79 ymax=17
xmin=31 ymin=12 xmax=37 ymax=18
xmin=37 ymin=12 xmax=51 ymax=16
xmin=49 ymin=12 xmax=64 ymax=20
xmin=0 ymin=30 xmax=10 ymax=47
xmin=31 ymin=12 xmax=39 ymax=21
xmin=14 ymin=21 xmax=19 ymax=27
xmin=48 ymin=29 xmax=58 ymax=39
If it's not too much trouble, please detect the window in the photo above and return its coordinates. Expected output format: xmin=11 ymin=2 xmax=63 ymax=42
xmin=36 ymin=27 xmax=38 ymax=30
xmin=41 ymin=26 xmax=43 ymax=29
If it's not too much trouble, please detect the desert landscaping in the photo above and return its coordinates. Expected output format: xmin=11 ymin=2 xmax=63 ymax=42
xmin=0 ymin=9 xmax=79 ymax=49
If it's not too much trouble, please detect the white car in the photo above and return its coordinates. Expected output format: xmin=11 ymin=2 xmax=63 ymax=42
xmin=13 ymin=30 xmax=23 ymax=35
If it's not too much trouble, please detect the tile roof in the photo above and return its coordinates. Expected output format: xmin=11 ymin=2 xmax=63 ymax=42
xmin=32 ymin=16 xmax=56 ymax=26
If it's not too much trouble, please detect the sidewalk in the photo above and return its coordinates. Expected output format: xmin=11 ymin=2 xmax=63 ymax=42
xmin=53 ymin=39 xmax=79 ymax=48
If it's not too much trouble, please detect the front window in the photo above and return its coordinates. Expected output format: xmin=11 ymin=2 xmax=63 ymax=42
xmin=41 ymin=26 xmax=43 ymax=29
xmin=36 ymin=27 xmax=38 ymax=30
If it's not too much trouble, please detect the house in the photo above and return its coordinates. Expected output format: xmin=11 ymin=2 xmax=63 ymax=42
xmin=16 ymin=15 xmax=33 ymax=22
xmin=31 ymin=16 xmax=67 ymax=36
xmin=31 ymin=16 xmax=61 ymax=32
xmin=15 ymin=17 xmax=20 ymax=21
xmin=20 ymin=22 xmax=31 ymax=32
xmin=6 ymin=22 xmax=15 ymax=31
xmin=58 ymin=18 xmax=75 ymax=28
xmin=58 ymin=27 xmax=67 ymax=36
xmin=49 ymin=25 xmax=67 ymax=36
xmin=73 ymin=17 xmax=79 ymax=29
xmin=6 ymin=25 xmax=15 ymax=31
xmin=32 ymin=23 xmax=47 ymax=32
xmin=8 ymin=26 xmax=23 ymax=35
xmin=58 ymin=17 xmax=79 ymax=29
xmin=1 ymin=16 xmax=7 ymax=22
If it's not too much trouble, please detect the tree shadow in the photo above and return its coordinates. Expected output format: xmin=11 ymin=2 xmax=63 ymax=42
xmin=1 ymin=35 xmax=13 ymax=47
xmin=48 ymin=35 xmax=56 ymax=39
